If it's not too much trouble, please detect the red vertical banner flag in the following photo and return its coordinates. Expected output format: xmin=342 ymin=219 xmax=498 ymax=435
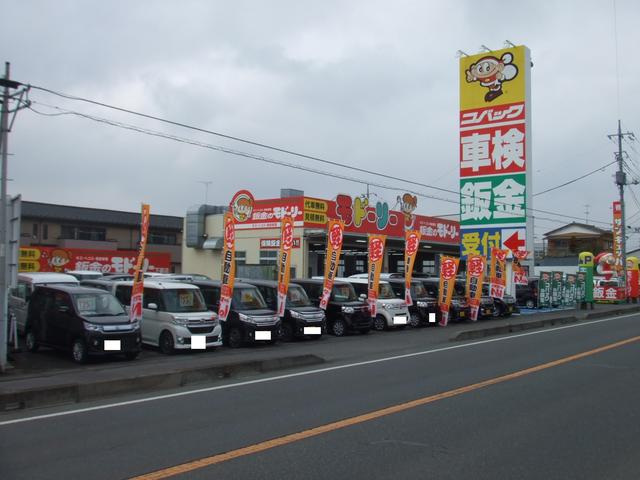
xmin=277 ymin=216 xmax=294 ymax=317
xmin=438 ymin=256 xmax=460 ymax=326
xmin=489 ymin=247 xmax=508 ymax=299
xmin=367 ymin=235 xmax=386 ymax=317
xmin=404 ymin=230 xmax=421 ymax=306
xmin=129 ymin=204 xmax=150 ymax=323
xmin=512 ymin=249 xmax=530 ymax=285
xmin=626 ymin=257 xmax=639 ymax=299
xmin=320 ymin=220 xmax=345 ymax=310
xmin=612 ymin=201 xmax=623 ymax=276
xmin=218 ymin=212 xmax=236 ymax=321
xmin=465 ymin=254 xmax=486 ymax=322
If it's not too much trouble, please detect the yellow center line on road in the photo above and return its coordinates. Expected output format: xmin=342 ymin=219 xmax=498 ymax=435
xmin=129 ymin=334 xmax=640 ymax=480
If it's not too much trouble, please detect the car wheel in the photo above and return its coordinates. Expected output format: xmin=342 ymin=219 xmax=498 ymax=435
xmin=159 ymin=331 xmax=175 ymax=355
xmin=373 ymin=315 xmax=386 ymax=331
xmin=25 ymin=329 xmax=39 ymax=353
xmin=409 ymin=314 xmax=421 ymax=328
xmin=525 ymin=299 xmax=535 ymax=309
xmin=124 ymin=351 xmax=139 ymax=361
xmin=228 ymin=327 xmax=243 ymax=348
xmin=71 ymin=338 xmax=88 ymax=364
xmin=279 ymin=322 xmax=295 ymax=342
xmin=331 ymin=319 xmax=346 ymax=337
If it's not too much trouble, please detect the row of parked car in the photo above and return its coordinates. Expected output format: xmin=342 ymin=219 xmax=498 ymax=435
xmin=9 ymin=271 xmax=519 ymax=364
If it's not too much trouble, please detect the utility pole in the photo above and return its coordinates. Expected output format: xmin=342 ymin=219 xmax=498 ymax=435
xmin=608 ymin=120 xmax=636 ymax=296
xmin=0 ymin=64 xmax=11 ymax=372
xmin=0 ymin=63 xmax=29 ymax=372
xmin=197 ymin=181 xmax=212 ymax=205
xmin=584 ymin=204 xmax=590 ymax=224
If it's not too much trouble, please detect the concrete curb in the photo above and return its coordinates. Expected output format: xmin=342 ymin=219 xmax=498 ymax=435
xmin=452 ymin=305 xmax=640 ymax=342
xmin=0 ymin=354 xmax=325 ymax=412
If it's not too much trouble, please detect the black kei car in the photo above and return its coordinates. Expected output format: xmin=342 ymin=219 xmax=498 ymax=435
xmin=419 ymin=277 xmax=471 ymax=322
xmin=189 ymin=280 xmax=280 ymax=348
xmin=294 ymin=278 xmax=371 ymax=336
xmin=385 ymin=278 xmax=439 ymax=327
xmin=454 ymin=279 xmax=495 ymax=319
xmin=24 ymin=285 xmax=141 ymax=364
xmin=241 ymin=279 xmax=326 ymax=341
xmin=483 ymin=283 xmax=519 ymax=316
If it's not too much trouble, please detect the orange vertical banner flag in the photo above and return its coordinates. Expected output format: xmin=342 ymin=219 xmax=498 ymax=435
xmin=218 ymin=212 xmax=236 ymax=321
xmin=277 ymin=216 xmax=294 ymax=317
xmin=367 ymin=235 xmax=386 ymax=317
xmin=320 ymin=219 xmax=344 ymax=310
xmin=129 ymin=203 xmax=150 ymax=323
xmin=438 ymin=255 xmax=460 ymax=326
xmin=489 ymin=247 xmax=508 ymax=299
xmin=465 ymin=254 xmax=486 ymax=322
xmin=404 ymin=230 xmax=421 ymax=306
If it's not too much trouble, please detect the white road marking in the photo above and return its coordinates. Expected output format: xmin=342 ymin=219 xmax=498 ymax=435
xmin=1 ymin=312 xmax=638 ymax=427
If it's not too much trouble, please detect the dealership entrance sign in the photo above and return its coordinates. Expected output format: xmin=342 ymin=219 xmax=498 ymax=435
xmin=459 ymin=45 xmax=533 ymax=259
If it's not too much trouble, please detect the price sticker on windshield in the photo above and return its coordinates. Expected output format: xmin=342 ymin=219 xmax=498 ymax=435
xmin=179 ymin=293 xmax=194 ymax=307
xmin=77 ymin=297 xmax=96 ymax=312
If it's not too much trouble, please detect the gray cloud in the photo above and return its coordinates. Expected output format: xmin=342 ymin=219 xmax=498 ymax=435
xmin=2 ymin=0 xmax=639 ymax=244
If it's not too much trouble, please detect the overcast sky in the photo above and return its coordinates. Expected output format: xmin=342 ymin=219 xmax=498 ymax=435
xmin=3 ymin=1 xmax=640 ymax=244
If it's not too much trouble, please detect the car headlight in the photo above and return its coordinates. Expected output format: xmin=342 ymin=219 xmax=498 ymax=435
xmin=171 ymin=316 xmax=190 ymax=326
xmin=416 ymin=301 xmax=428 ymax=308
xmin=83 ymin=322 xmax=103 ymax=332
xmin=290 ymin=310 xmax=302 ymax=319
xmin=381 ymin=302 xmax=393 ymax=309
xmin=451 ymin=299 xmax=460 ymax=307
xmin=341 ymin=306 xmax=354 ymax=314
xmin=238 ymin=313 xmax=257 ymax=324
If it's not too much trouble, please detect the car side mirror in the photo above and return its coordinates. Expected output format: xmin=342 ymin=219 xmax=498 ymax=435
xmin=147 ymin=303 xmax=158 ymax=311
xmin=359 ymin=293 xmax=367 ymax=301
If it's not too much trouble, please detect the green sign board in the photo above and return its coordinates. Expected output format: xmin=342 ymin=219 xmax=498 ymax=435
xmin=460 ymin=173 xmax=527 ymax=226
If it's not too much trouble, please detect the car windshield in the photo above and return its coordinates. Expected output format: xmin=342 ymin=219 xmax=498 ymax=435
xmin=161 ymin=288 xmax=207 ymax=313
xmin=412 ymin=282 xmax=428 ymax=298
xmin=454 ymin=281 xmax=466 ymax=296
xmin=378 ymin=283 xmax=396 ymax=299
xmin=233 ymin=287 xmax=267 ymax=310
xmin=287 ymin=285 xmax=312 ymax=307
xmin=331 ymin=283 xmax=358 ymax=302
xmin=73 ymin=293 xmax=125 ymax=317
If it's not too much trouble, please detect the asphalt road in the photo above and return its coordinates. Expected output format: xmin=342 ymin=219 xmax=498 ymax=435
xmin=1 ymin=311 xmax=639 ymax=479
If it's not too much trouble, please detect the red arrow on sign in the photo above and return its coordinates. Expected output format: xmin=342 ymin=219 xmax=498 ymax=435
xmin=504 ymin=231 xmax=525 ymax=252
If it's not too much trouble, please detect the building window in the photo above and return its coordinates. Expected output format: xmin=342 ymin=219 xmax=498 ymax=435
xmin=148 ymin=231 xmax=177 ymax=245
xmin=32 ymin=224 xmax=38 ymax=238
xmin=422 ymin=260 xmax=435 ymax=274
xmin=236 ymin=251 xmax=246 ymax=266
xmin=60 ymin=225 xmax=106 ymax=241
xmin=42 ymin=224 xmax=48 ymax=240
xmin=259 ymin=250 xmax=278 ymax=265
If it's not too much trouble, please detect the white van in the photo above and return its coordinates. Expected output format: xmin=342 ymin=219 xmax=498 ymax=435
xmin=105 ymin=280 xmax=222 ymax=354
xmin=337 ymin=277 xmax=410 ymax=331
xmin=10 ymin=272 xmax=80 ymax=335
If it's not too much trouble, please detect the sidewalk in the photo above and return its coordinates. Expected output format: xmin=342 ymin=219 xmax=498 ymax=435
xmin=2 ymin=302 xmax=639 ymax=413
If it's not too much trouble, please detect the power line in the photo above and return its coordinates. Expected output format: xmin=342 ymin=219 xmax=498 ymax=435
xmin=25 ymin=95 xmax=614 ymax=228
xmin=533 ymin=160 xmax=617 ymax=197
xmin=27 ymin=84 xmax=460 ymax=197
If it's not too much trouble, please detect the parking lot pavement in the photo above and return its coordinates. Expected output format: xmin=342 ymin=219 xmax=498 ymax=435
xmin=2 ymin=302 xmax=639 ymax=412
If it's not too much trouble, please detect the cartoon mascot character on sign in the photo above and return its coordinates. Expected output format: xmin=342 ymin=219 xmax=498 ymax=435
xmin=594 ymin=252 xmax=615 ymax=280
xmin=397 ymin=193 xmax=417 ymax=230
xmin=466 ymin=52 xmax=518 ymax=102
xmin=49 ymin=249 xmax=72 ymax=272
